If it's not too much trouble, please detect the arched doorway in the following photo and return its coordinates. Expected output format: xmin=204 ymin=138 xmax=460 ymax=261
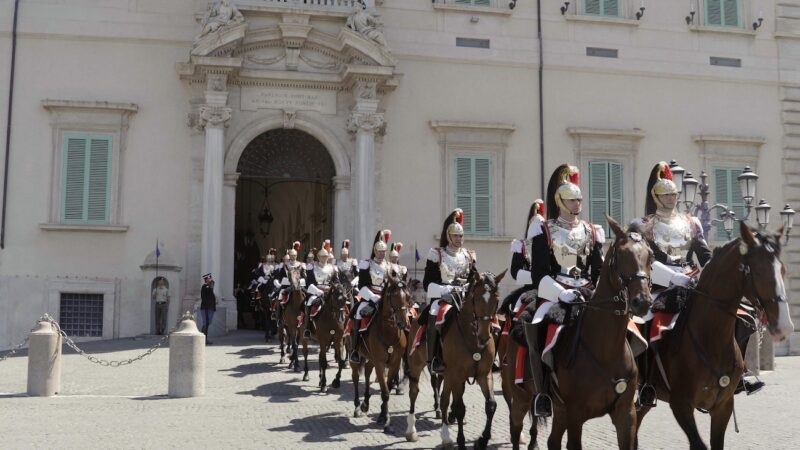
xmin=233 ymin=129 xmax=335 ymax=289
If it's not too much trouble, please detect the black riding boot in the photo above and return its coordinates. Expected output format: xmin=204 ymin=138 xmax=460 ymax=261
xmin=350 ymin=324 xmax=363 ymax=363
xmin=524 ymin=320 xmax=552 ymax=417
xmin=637 ymin=322 xmax=657 ymax=407
xmin=426 ymin=314 xmax=445 ymax=374
xmin=734 ymin=320 xmax=764 ymax=395
xmin=303 ymin=303 xmax=312 ymax=338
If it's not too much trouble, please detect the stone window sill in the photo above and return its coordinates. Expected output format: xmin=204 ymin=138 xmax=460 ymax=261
xmin=565 ymin=14 xmax=639 ymax=27
xmin=689 ymin=25 xmax=757 ymax=37
xmin=432 ymin=3 xmax=514 ymax=16
xmin=432 ymin=234 xmax=514 ymax=243
xmin=40 ymin=223 xmax=129 ymax=233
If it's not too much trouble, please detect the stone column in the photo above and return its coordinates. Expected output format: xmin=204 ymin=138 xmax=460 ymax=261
xmin=197 ymin=75 xmax=232 ymax=299
xmin=222 ymin=173 xmax=239 ymax=330
xmin=332 ymin=175 xmax=352 ymax=254
xmin=347 ymin=81 xmax=385 ymax=258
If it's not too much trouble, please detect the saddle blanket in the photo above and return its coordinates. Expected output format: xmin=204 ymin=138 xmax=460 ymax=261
xmin=649 ymin=308 xmax=753 ymax=344
xmin=514 ymin=345 xmax=529 ymax=385
xmin=343 ymin=316 xmax=375 ymax=337
xmin=409 ymin=324 xmax=426 ymax=355
xmin=279 ymin=292 xmax=290 ymax=305
xmin=541 ymin=320 xmax=647 ymax=370
xmin=502 ymin=307 xmax=528 ymax=336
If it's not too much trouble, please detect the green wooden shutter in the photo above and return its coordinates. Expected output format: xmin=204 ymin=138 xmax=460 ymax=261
xmin=454 ymin=0 xmax=492 ymax=6
xmin=589 ymin=161 xmax=610 ymax=235
xmin=609 ymin=162 xmax=624 ymax=226
xmin=61 ymin=133 xmax=112 ymax=224
xmin=722 ymin=0 xmax=739 ymax=26
xmin=603 ymin=0 xmax=619 ymax=16
xmin=454 ymin=156 xmax=492 ymax=235
xmin=714 ymin=167 xmax=744 ymax=240
xmin=585 ymin=0 xmax=601 ymax=15
xmin=706 ymin=0 xmax=722 ymax=25
xmin=584 ymin=0 xmax=618 ymax=17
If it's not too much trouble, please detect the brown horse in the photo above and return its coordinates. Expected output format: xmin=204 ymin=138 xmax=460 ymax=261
xmin=350 ymin=271 xmax=410 ymax=431
xmin=438 ymin=268 xmax=507 ymax=450
xmin=278 ymin=266 xmax=305 ymax=371
xmin=500 ymin=321 xmax=537 ymax=450
xmin=538 ymin=217 xmax=653 ymax=450
xmin=636 ymin=222 xmax=794 ymax=450
xmin=404 ymin=307 xmax=444 ymax=442
xmin=299 ymin=273 xmax=351 ymax=391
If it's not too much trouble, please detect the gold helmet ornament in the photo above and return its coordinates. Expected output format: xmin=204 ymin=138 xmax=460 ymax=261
xmin=546 ymin=164 xmax=581 ymax=219
xmin=646 ymin=161 xmax=678 ymax=215
xmin=390 ymin=242 xmax=403 ymax=259
xmin=288 ymin=241 xmax=301 ymax=258
xmin=439 ymin=208 xmax=465 ymax=247
xmin=317 ymin=240 xmax=332 ymax=259
xmin=371 ymin=229 xmax=391 ymax=258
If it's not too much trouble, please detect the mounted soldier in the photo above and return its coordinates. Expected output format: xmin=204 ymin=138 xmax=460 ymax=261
xmin=275 ymin=241 xmax=306 ymax=300
xmin=389 ymin=242 xmax=408 ymax=280
xmin=501 ymin=199 xmax=546 ymax=319
xmin=349 ymin=229 xmax=393 ymax=363
xmin=518 ymin=164 xmax=605 ymax=417
xmin=303 ymin=240 xmax=338 ymax=338
xmin=336 ymin=239 xmax=359 ymax=283
xmin=423 ymin=208 xmax=476 ymax=374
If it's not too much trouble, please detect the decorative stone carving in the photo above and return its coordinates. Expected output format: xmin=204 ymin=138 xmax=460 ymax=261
xmin=347 ymin=111 xmax=386 ymax=136
xmin=346 ymin=6 xmax=388 ymax=49
xmin=283 ymin=110 xmax=297 ymax=129
xmin=245 ymin=51 xmax=287 ymax=67
xmin=207 ymin=74 xmax=228 ymax=92
xmin=299 ymin=52 xmax=342 ymax=72
xmin=355 ymin=82 xmax=377 ymax=100
xmin=198 ymin=105 xmax=233 ymax=129
xmin=197 ymin=0 xmax=245 ymax=41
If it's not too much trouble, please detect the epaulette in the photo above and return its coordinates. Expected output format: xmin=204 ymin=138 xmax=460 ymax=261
xmin=358 ymin=260 xmax=369 ymax=270
xmin=592 ymin=223 xmax=606 ymax=245
xmin=510 ymin=239 xmax=523 ymax=254
xmin=427 ymin=247 xmax=440 ymax=263
xmin=526 ymin=214 xmax=545 ymax=240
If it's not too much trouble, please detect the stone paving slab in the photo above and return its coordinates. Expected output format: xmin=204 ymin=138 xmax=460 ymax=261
xmin=0 ymin=330 xmax=797 ymax=449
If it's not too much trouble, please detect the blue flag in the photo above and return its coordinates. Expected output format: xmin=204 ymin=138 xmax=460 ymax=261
xmin=156 ymin=241 xmax=161 ymax=258
xmin=415 ymin=247 xmax=421 ymax=262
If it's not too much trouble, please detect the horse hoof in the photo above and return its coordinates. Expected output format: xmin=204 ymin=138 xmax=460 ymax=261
xmin=331 ymin=379 xmax=340 ymax=389
xmin=395 ymin=387 xmax=405 ymax=395
xmin=434 ymin=410 xmax=442 ymax=420
xmin=377 ymin=415 xmax=387 ymax=426
xmin=405 ymin=432 xmax=418 ymax=442
xmin=320 ymin=386 xmax=328 ymax=393
xmin=279 ymin=357 xmax=285 ymax=364
xmin=353 ymin=408 xmax=362 ymax=418
xmin=475 ymin=437 xmax=489 ymax=450
xmin=447 ymin=411 xmax=456 ymax=425
xmin=361 ymin=402 xmax=369 ymax=413
xmin=383 ymin=424 xmax=391 ymax=434
xmin=302 ymin=374 xmax=309 ymax=381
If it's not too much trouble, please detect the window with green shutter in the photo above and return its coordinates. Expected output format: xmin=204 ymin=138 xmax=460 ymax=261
xmin=452 ymin=0 xmax=493 ymax=6
xmin=705 ymin=0 xmax=740 ymax=27
xmin=589 ymin=161 xmax=624 ymax=236
xmin=584 ymin=0 xmax=620 ymax=17
xmin=454 ymin=156 xmax=492 ymax=235
xmin=713 ymin=167 xmax=745 ymax=240
xmin=61 ymin=133 xmax=112 ymax=224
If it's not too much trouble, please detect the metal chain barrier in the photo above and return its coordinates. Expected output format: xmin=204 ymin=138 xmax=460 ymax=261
xmin=0 ymin=312 xmax=195 ymax=367
xmin=0 ymin=335 xmax=31 ymax=362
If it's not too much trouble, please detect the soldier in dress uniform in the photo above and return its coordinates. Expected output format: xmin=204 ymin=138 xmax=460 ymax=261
xmin=423 ymin=209 xmax=476 ymax=374
xmin=389 ymin=242 xmax=408 ymax=279
xmin=336 ymin=240 xmax=359 ymax=283
xmin=501 ymin=199 xmax=546 ymax=317
xmin=302 ymin=240 xmax=338 ymax=338
xmin=349 ymin=230 xmax=393 ymax=363
xmin=519 ymin=164 xmax=605 ymax=417
xmin=275 ymin=241 xmax=306 ymax=298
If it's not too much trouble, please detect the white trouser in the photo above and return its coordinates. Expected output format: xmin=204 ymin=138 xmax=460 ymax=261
xmin=651 ymin=260 xmax=693 ymax=288
xmin=426 ymin=283 xmax=458 ymax=316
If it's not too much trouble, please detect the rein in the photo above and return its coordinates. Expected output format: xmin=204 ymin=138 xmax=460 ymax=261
xmin=454 ymin=273 xmax=497 ymax=385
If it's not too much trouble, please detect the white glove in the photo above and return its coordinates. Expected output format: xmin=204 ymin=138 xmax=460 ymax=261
xmin=558 ymin=289 xmax=581 ymax=303
xmin=273 ymin=279 xmax=281 ymax=289
xmin=670 ymin=273 xmax=692 ymax=288
xmin=258 ymin=276 xmax=266 ymax=284
xmin=516 ymin=269 xmax=533 ymax=286
xmin=307 ymin=284 xmax=324 ymax=297
xmin=300 ymin=279 xmax=306 ymax=288
xmin=280 ymin=277 xmax=290 ymax=287
xmin=359 ymin=286 xmax=378 ymax=302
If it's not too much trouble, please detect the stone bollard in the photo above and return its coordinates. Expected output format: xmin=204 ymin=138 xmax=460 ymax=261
xmin=168 ymin=314 xmax=205 ymax=398
xmin=27 ymin=320 xmax=62 ymax=397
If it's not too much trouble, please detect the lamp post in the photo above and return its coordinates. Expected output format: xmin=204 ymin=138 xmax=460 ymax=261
xmin=668 ymin=160 xmax=794 ymax=243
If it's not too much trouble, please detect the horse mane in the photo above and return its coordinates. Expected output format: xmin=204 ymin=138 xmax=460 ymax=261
xmin=697 ymin=237 xmax=741 ymax=287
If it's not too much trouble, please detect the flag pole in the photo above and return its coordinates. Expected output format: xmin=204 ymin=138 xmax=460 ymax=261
xmin=414 ymin=241 xmax=418 ymax=280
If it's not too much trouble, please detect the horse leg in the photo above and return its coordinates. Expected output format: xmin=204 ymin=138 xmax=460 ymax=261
xmin=529 ymin=414 xmax=542 ymax=450
xmin=565 ymin=416 xmax=585 ymax=450
xmin=509 ymin=396 xmax=526 ymax=450
xmin=406 ymin=369 xmax=420 ymax=442
xmin=278 ymin=324 xmax=286 ymax=364
xmin=302 ymin=335 xmax=310 ymax=381
xmin=634 ymin=405 xmax=651 ymax=450
xmin=351 ymin=361 xmax=363 ymax=417
xmin=709 ymin=397 xmax=734 ymax=450
xmin=331 ymin=339 xmax=344 ymax=389
xmin=610 ymin=402 xmax=637 ymax=450
xmin=440 ymin=379 xmax=454 ymax=447
xmin=432 ymin=372 xmax=443 ymax=419
xmin=451 ymin=382 xmax=467 ymax=450
xmin=361 ymin=362 xmax=373 ymax=414
xmin=319 ymin=341 xmax=328 ymax=392
xmin=376 ymin=364 xmax=391 ymax=430
xmin=670 ymin=401 xmax=707 ymax=450
xmin=547 ymin=406 xmax=567 ymax=450
xmin=475 ymin=374 xmax=497 ymax=450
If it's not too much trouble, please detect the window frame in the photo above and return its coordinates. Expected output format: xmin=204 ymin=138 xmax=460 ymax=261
xmin=60 ymin=132 xmax=113 ymax=225
xmin=582 ymin=0 xmax=622 ymax=18
xmin=453 ymin=155 xmax=493 ymax=236
xmin=704 ymin=0 xmax=742 ymax=28
xmin=42 ymin=100 xmax=136 ymax=232
xmin=431 ymin=121 xmax=514 ymax=239
xmin=48 ymin=278 xmax=117 ymax=342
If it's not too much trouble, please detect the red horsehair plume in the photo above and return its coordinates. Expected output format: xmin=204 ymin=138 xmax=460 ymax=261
xmin=383 ymin=229 xmax=392 ymax=243
xmin=659 ymin=161 xmax=673 ymax=181
xmin=454 ymin=208 xmax=464 ymax=225
xmin=534 ymin=199 xmax=545 ymax=217
xmin=293 ymin=241 xmax=301 ymax=252
xmin=342 ymin=239 xmax=350 ymax=249
xmin=568 ymin=165 xmax=580 ymax=185
xmin=323 ymin=240 xmax=332 ymax=252
xmin=394 ymin=242 xmax=403 ymax=253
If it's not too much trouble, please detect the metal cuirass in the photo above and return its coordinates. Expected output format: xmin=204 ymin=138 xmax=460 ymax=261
xmin=439 ymin=247 xmax=471 ymax=285
xmin=392 ymin=263 xmax=408 ymax=278
xmin=648 ymin=213 xmax=692 ymax=263
xmin=313 ymin=264 xmax=335 ymax=286
xmin=337 ymin=258 xmax=355 ymax=274
xmin=547 ymin=220 xmax=592 ymax=277
xmin=370 ymin=259 xmax=390 ymax=286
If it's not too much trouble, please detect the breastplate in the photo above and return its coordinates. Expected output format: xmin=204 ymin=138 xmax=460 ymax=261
xmin=650 ymin=214 xmax=692 ymax=262
xmin=392 ymin=263 xmax=408 ymax=277
xmin=547 ymin=220 xmax=592 ymax=276
xmin=262 ymin=264 xmax=274 ymax=276
xmin=313 ymin=264 xmax=334 ymax=286
xmin=370 ymin=259 xmax=390 ymax=286
xmin=439 ymin=248 xmax=471 ymax=285
xmin=337 ymin=259 xmax=353 ymax=273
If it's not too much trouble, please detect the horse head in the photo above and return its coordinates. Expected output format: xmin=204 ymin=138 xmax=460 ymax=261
xmin=605 ymin=216 xmax=654 ymax=317
xmin=382 ymin=269 xmax=411 ymax=331
xmin=463 ymin=266 xmax=507 ymax=343
xmin=739 ymin=221 xmax=794 ymax=341
xmin=327 ymin=272 xmax=353 ymax=312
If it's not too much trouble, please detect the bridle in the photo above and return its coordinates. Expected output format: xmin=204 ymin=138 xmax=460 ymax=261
xmin=585 ymin=232 xmax=652 ymax=317
xmin=380 ymin=278 xmax=410 ymax=331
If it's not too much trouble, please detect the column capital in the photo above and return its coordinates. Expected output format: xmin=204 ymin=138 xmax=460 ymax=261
xmin=332 ymin=175 xmax=351 ymax=191
xmin=197 ymin=105 xmax=233 ymax=130
xmin=347 ymin=111 xmax=386 ymax=136
xmin=224 ymin=172 xmax=240 ymax=187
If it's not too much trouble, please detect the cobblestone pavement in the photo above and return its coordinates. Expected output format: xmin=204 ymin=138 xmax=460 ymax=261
xmin=0 ymin=330 xmax=797 ymax=449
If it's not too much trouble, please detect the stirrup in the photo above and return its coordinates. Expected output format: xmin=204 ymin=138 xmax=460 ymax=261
xmin=303 ymin=328 xmax=311 ymax=338
xmin=429 ymin=357 xmax=445 ymax=375
xmin=743 ymin=378 xmax=765 ymax=395
xmin=349 ymin=350 xmax=362 ymax=363
xmin=533 ymin=393 xmax=553 ymax=417
xmin=638 ymin=384 xmax=657 ymax=407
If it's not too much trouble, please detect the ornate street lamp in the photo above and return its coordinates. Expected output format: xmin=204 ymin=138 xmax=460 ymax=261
xmin=755 ymin=199 xmax=771 ymax=229
xmin=737 ymin=166 xmax=758 ymax=220
xmin=668 ymin=160 xmax=685 ymax=193
xmin=781 ymin=204 xmax=796 ymax=243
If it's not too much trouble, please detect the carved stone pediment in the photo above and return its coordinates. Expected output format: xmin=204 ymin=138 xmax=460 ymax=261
xmin=192 ymin=22 xmax=248 ymax=57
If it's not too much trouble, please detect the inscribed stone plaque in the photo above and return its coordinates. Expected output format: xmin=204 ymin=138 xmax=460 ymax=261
xmin=241 ymin=87 xmax=336 ymax=115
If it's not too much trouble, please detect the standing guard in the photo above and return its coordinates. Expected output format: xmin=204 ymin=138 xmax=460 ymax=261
xmin=389 ymin=242 xmax=408 ymax=279
xmin=349 ymin=230 xmax=393 ymax=363
xmin=423 ymin=208 xmax=476 ymax=374
xmin=303 ymin=240 xmax=338 ymax=338
xmin=520 ymin=164 xmax=605 ymax=417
